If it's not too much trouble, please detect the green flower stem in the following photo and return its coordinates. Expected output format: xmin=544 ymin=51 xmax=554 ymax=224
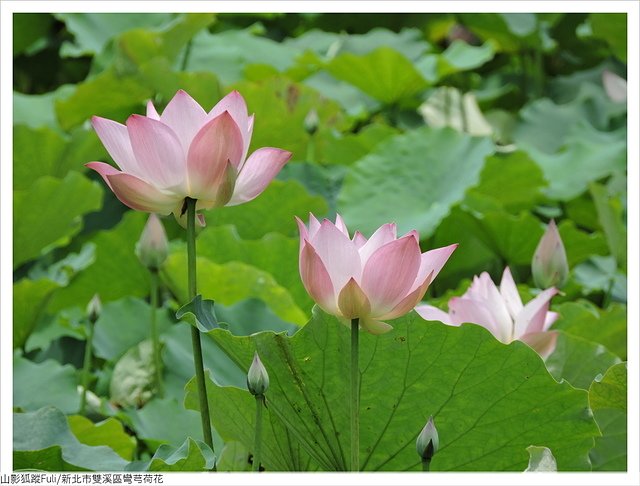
xmin=149 ymin=268 xmax=164 ymax=397
xmin=350 ymin=317 xmax=360 ymax=472
xmin=186 ymin=197 xmax=214 ymax=451
xmin=79 ymin=314 xmax=96 ymax=415
xmin=253 ymin=396 xmax=264 ymax=472
xmin=422 ymin=459 xmax=431 ymax=472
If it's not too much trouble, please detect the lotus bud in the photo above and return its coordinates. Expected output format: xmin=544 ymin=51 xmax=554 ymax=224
xmin=136 ymin=213 xmax=168 ymax=271
xmin=247 ymin=352 xmax=269 ymax=397
xmin=304 ymin=108 xmax=319 ymax=136
xmin=86 ymin=294 xmax=102 ymax=323
xmin=416 ymin=416 xmax=439 ymax=464
xmin=532 ymin=219 xmax=568 ymax=289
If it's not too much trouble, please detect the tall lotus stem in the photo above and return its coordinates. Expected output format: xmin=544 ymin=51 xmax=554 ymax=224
xmin=80 ymin=294 xmax=101 ymax=415
xmin=185 ymin=197 xmax=214 ymax=450
xmin=350 ymin=318 xmax=360 ymax=471
xmin=253 ymin=396 xmax=264 ymax=472
xmin=149 ymin=269 xmax=163 ymax=397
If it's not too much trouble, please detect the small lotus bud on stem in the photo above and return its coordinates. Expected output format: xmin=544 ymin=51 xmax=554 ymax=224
xmin=86 ymin=294 xmax=102 ymax=323
xmin=136 ymin=213 xmax=169 ymax=271
xmin=304 ymin=108 xmax=319 ymax=136
xmin=416 ymin=416 xmax=439 ymax=471
xmin=247 ymin=352 xmax=269 ymax=398
xmin=532 ymin=219 xmax=568 ymax=289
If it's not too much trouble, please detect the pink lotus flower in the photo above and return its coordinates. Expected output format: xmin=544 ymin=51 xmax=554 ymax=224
xmin=415 ymin=267 xmax=558 ymax=358
xmin=297 ymin=214 xmax=457 ymax=334
xmin=86 ymin=90 xmax=292 ymax=223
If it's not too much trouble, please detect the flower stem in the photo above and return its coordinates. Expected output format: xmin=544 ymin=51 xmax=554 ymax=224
xmin=79 ymin=315 xmax=95 ymax=415
xmin=253 ymin=396 xmax=264 ymax=472
xmin=149 ymin=269 xmax=164 ymax=397
xmin=186 ymin=197 xmax=214 ymax=451
xmin=350 ymin=318 xmax=360 ymax=472
xmin=422 ymin=459 xmax=431 ymax=472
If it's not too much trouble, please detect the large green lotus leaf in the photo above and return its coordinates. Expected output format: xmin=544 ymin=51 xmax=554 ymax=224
xmin=13 ymin=126 xmax=65 ymax=189
xmin=192 ymin=309 xmax=597 ymax=471
xmin=145 ymin=438 xmax=215 ymax=471
xmin=14 ymin=126 xmax=108 ymax=191
xmin=26 ymin=307 xmax=86 ymax=353
xmin=13 ymin=172 xmax=103 ymax=269
xmin=417 ymin=41 xmax=494 ymax=83
xmin=68 ymin=415 xmax=136 ymax=461
xmin=338 ymin=126 xmax=494 ymax=237
xmin=588 ymin=362 xmax=627 ymax=470
xmin=545 ymin=332 xmax=621 ymax=390
xmin=459 ymin=13 xmax=559 ymax=52
xmin=573 ymin=256 xmax=627 ymax=303
xmin=557 ymin=219 xmax=609 ymax=268
xmin=430 ymin=207 xmax=502 ymax=293
xmin=513 ymin=84 xmax=624 ymax=155
xmin=13 ymin=13 xmax=54 ymax=56
xmin=184 ymin=376 xmax=319 ymax=471
xmin=228 ymin=77 xmax=348 ymax=163
xmin=13 ymin=277 xmax=60 ymax=349
xmin=92 ymin=297 xmax=173 ymax=362
xmin=161 ymin=323 xmax=246 ymax=399
xmin=589 ymin=13 xmax=626 ymax=61
xmin=161 ymin=252 xmax=306 ymax=326
xmin=13 ymin=85 xmax=76 ymax=131
xmin=215 ymin=441 xmax=251 ymax=471
xmin=196 ymin=225 xmax=311 ymax=313
xmin=185 ymin=28 xmax=299 ymax=85
xmin=205 ymin=180 xmax=328 ymax=239
xmin=54 ymin=13 xmax=176 ymax=57
xmin=525 ymin=123 xmax=626 ymax=201
xmin=553 ymin=301 xmax=626 ymax=360
xmin=55 ymin=69 xmax=152 ymax=130
xmin=49 ymin=211 xmax=149 ymax=312
xmin=322 ymin=123 xmax=399 ymax=166
xmin=14 ymin=356 xmax=80 ymax=414
xmin=135 ymin=58 xmax=221 ymax=111
xmin=590 ymin=182 xmax=627 ymax=270
xmin=466 ymin=151 xmax=546 ymax=212
xmin=13 ymin=125 xmax=108 ymax=189
xmin=14 ymin=407 xmax=128 ymax=471
xmin=124 ymin=398 xmax=204 ymax=451
xmin=469 ymin=210 xmax=543 ymax=266
xmin=113 ymin=14 xmax=215 ymax=68
xmin=277 ymin=162 xmax=346 ymax=214
xmin=301 ymin=71 xmax=380 ymax=118
xmin=326 ymin=47 xmax=428 ymax=104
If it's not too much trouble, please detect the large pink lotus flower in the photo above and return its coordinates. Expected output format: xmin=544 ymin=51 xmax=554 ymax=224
xmin=415 ymin=267 xmax=558 ymax=358
xmin=297 ymin=214 xmax=457 ymax=334
xmin=86 ymin=90 xmax=292 ymax=222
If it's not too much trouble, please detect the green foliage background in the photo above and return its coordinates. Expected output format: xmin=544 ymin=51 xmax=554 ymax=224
xmin=12 ymin=12 xmax=627 ymax=472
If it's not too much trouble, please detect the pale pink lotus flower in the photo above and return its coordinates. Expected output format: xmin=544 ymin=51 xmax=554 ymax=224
xmin=415 ymin=267 xmax=558 ymax=358
xmin=297 ymin=214 xmax=457 ymax=334
xmin=532 ymin=219 xmax=568 ymax=289
xmin=86 ymin=90 xmax=292 ymax=224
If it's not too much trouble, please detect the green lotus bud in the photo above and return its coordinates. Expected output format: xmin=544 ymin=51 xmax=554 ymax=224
xmin=304 ymin=108 xmax=319 ymax=136
xmin=532 ymin=219 xmax=568 ymax=289
xmin=247 ymin=352 xmax=269 ymax=397
xmin=416 ymin=416 xmax=439 ymax=462
xmin=135 ymin=213 xmax=168 ymax=270
xmin=86 ymin=294 xmax=102 ymax=323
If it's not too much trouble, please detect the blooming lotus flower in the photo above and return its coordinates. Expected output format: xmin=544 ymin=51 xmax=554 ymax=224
xmin=86 ymin=90 xmax=292 ymax=223
xmin=415 ymin=268 xmax=558 ymax=358
xmin=297 ymin=214 xmax=457 ymax=334
xmin=532 ymin=219 xmax=568 ymax=289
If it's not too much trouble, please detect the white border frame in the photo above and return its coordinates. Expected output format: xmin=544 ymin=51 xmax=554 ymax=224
xmin=1 ymin=2 xmax=638 ymax=485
